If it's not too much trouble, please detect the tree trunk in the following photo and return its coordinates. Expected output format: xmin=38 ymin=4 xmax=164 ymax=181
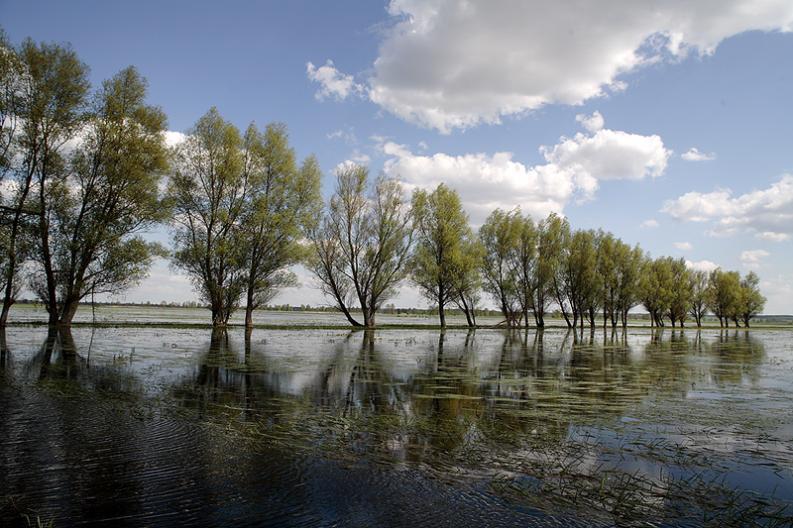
xmin=0 ymin=299 xmax=13 ymax=328
xmin=439 ymin=302 xmax=446 ymax=328
xmin=245 ymin=286 xmax=255 ymax=327
xmin=59 ymin=298 xmax=81 ymax=327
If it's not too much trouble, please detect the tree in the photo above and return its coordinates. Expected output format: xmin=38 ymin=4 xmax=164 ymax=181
xmin=35 ymin=67 xmax=168 ymax=325
xmin=666 ymin=258 xmax=692 ymax=327
xmin=1 ymin=38 xmax=90 ymax=326
xmin=706 ymin=269 xmax=741 ymax=328
xmin=479 ymin=209 xmax=521 ymax=327
xmin=640 ymin=257 xmax=675 ymax=327
xmin=559 ymin=229 xmax=599 ymax=329
xmin=513 ymin=214 xmax=539 ymax=328
xmin=540 ymin=213 xmax=573 ymax=328
xmin=238 ymin=123 xmax=322 ymax=327
xmin=738 ymin=271 xmax=765 ymax=327
xmin=688 ymin=269 xmax=709 ymax=326
xmin=614 ymin=243 xmax=644 ymax=328
xmin=449 ymin=236 xmax=483 ymax=327
xmin=308 ymin=164 xmax=412 ymax=328
xmin=169 ymin=108 xmax=250 ymax=327
xmin=410 ymin=184 xmax=474 ymax=328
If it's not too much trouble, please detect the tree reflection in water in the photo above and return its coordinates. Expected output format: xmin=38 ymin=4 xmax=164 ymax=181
xmin=2 ymin=326 xmax=787 ymax=526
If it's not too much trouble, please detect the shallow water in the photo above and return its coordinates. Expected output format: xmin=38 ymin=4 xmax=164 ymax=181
xmin=1 ymin=327 xmax=792 ymax=526
xmin=8 ymin=303 xmax=503 ymax=326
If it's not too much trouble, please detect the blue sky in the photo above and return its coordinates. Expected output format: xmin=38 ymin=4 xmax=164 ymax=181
xmin=3 ymin=0 xmax=793 ymax=312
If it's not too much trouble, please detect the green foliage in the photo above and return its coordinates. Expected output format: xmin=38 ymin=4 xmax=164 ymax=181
xmin=410 ymin=184 xmax=476 ymax=327
xmin=738 ymin=271 xmax=765 ymax=327
xmin=168 ymin=107 xmax=249 ymax=326
xmin=479 ymin=208 xmax=522 ymax=325
xmin=308 ymin=163 xmax=413 ymax=327
xmin=238 ymin=122 xmax=322 ymax=324
xmin=707 ymin=269 xmax=742 ymax=327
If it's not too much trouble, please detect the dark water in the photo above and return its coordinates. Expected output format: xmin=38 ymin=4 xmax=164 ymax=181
xmin=1 ymin=327 xmax=792 ymax=527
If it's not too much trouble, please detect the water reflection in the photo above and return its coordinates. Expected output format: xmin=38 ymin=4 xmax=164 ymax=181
xmin=1 ymin=326 xmax=789 ymax=527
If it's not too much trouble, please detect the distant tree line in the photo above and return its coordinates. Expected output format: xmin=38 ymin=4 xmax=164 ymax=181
xmin=0 ymin=34 xmax=765 ymax=328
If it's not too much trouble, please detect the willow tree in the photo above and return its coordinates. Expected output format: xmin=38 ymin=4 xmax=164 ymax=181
xmin=449 ymin=235 xmax=483 ymax=328
xmin=479 ymin=208 xmax=521 ymax=327
xmin=738 ymin=271 xmax=765 ymax=327
xmin=410 ymin=184 xmax=475 ymax=328
xmin=613 ymin=242 xmax=644 ymax=327
xmin=169 ymin=108 xmax=250 ymax=327
xmin=562 ymin=229 xmax=599 ymax=329
xmin=239 ymin=123 xmax=321 ymax=327
xmin=37 ymin=67 xmax=169 ymax=325
xmin=540 ymin=213 xmax=573 ymax=328
xmin=640 ymin=257 xmax=675 ymax=327
xmin=706 ymin=269 xmax=741 ymax=327
xmin=688 ymin=269 xmax=709 ymax=326
xmin=666 ymin=258 xmax=692 ymax=327
xmin=513 ymin=214 xmax=539 ymax=328
xmin=308 ymin=164 xmax=412 ymax=328
xmin=0 ymin=38 xmax=90 ymax=326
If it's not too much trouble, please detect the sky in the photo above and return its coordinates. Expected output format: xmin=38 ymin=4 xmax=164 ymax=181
xmin=3 ymin=0 xmax=793 ymax=313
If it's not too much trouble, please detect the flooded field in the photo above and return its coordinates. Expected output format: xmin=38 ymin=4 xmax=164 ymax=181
xmin=8 ymin=304 xmax=505 ymax=327
xmin=1 ymin=326 xmax=793 ymax=526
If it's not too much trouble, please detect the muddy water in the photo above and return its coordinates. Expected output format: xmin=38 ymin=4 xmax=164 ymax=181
xmin=1 ymin=328 xmax=792 ymax=526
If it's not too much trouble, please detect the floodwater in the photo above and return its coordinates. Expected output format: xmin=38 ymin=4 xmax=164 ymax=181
xmin=9 ymin=303 xmax=504 ymax=327
xmin=1 ymin=327 xmax=792 ymax=526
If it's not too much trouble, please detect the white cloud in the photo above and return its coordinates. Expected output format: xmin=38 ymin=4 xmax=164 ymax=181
xmin=640 ymin=219 xmax=660 ymax=228
xmin=542 ymin=121 xmax=669 ymax=184
xmin=381 ymin=113 xmax=670 ymax=223
xmin=575 ymin=111 xmax=605 ymax=133
xmin=163 ymin=131 xmax=187 ymax=148
xmin=662 ymin=174 xmax=793 ymax=237
xmin=740 ymin=249 xmax=770 ymax=269
xmin=685 ymin=259 xmax=719 ymax=273
xmin=361 ymin=0 xmax=793 ymax=132
xmin=306 ymin=60 xmax=362 ymax=101
xmin=681 ymin=147 xmax=716 ymax=161
xmin=674 ymin=241 xmax=693 ymax=251
xmin=755 ymin=231 xmax=790 ymax=242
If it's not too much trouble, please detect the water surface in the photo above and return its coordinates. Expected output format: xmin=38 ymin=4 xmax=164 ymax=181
xmin=1 ymin=327 xmax=792 ymax=526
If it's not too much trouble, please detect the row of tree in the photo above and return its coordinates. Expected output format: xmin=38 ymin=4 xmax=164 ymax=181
xmin=0 ymin=35 xmax=765 ymax=329
xmin=311 ymin=170 xmax=765 ymax=329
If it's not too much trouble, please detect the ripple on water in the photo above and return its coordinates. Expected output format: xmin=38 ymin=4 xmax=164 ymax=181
xmin=1 ymin=326 xmax=792 ymax=526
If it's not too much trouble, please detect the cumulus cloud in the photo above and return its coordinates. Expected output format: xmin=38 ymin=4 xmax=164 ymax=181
xmin=740 ymin=249 xmax=770 ymax=269
xmin=163 ymin=131 xmax=187 ymax=148
xmin=662 ymin=174 xmax=793 ymax=237
xmin=306 ymin=60 xmax=362 ymax=101
xmin=381 ymin=113 xmax=670 ymax=223
xmin=681 ymin=147 xmax=716 ymax=161
xmin=685 ymin=259 xmax=719 ymax=272
xmin=359 ymin=0 xmax=793 ymax=132
xmin=542 ymin=117 xmax=669 ymax=183
xmin=640 ymin=219 xmax=660 ymax=228
xmin=674 ymin=241 xmax=693 ymax=251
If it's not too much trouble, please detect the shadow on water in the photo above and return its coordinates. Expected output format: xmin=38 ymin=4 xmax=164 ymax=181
xmin=1 ymin=326 xmax=791 ymax=527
